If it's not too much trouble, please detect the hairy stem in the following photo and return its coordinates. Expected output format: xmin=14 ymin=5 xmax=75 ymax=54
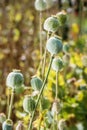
xmin=8 ymin=89 xmax=15 ymax=119
xmin=28 ymin=55 xmax=54 ymax=130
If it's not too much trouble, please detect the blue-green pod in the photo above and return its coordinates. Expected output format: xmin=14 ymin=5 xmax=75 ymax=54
xmin=23 ymin=96 xmax=35 ymax=113
xmin=44 ymin=17 xmax=59 ymax=32
xmin=63 ymin=44 xmax=70 ymax=53
xmin=2 ymin=119 xmax=13 ymax=130
xmin=6 ymin=70 xmax=24 ymax=89
xmin=31 ymin=76 xmax=43 ymax=91
xmin=46 ymin=37 xmax=62 ymax=55
xmin=35 ymin=0 xmax=47 ymax=11
xmin=52 ymin=57 xmax=63 ymax=72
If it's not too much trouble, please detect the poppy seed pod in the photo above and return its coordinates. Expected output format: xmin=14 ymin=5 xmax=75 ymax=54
xmin=44 ymin=17 xmax=59 ymax=32
xmin=2 ymin=119 xmax=13 ymax=130
xmin=23 ymin=96 xmax=35 ymax=113
xmin=0 ymin=113 xmax=6 ymax=124
xmin=63 ymin=44 xmax=70 ymax=54
xmin=52 ymin=57 xmax=63 ymax=72
xmin=31 ymin=76 xmax=43 ymax=91
xmin=6 ymin=70 xmax=24 ymax=89
xmin=46 ymin=37 xmax=63 ymax=55
xmin=63 ymin=54 xmax=70 ymax=66
xmin=35 ymin=0 xmax=47 ymax=11
xmin=56 ymin=10 xmax=67 ymax=26
xmin=16 ymin=121 xmax=25 ymax=130
xmin=58 ymin=119 xmax=67 ymax=130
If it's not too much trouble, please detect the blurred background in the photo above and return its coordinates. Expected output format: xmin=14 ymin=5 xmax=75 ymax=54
xmin=0 ymin=0 xmax=87 ymax=129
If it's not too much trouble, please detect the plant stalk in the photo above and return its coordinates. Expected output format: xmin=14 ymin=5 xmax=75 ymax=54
xmin=56 ymin=71 xmax=59 ymax=99
xmin=8 ymin=89 xmax=15 ymax=119
xmin=28 ymin=55 xmax=54 ymax=130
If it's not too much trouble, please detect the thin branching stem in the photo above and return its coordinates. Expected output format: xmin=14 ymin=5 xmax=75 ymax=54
xmin=28 ymin=55 xmax=54 ymax=130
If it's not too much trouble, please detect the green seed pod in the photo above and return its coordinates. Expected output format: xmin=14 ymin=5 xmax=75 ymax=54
xmin=35 ymin=0 xmax=47 ymax=11
xmin=56 ymin=10 xmax=67 ymax=26
xmin=2 ymin=119 xmax=13 ymax=130
xmin=16 ymin=121 xmax=25 ymax=130
xmin=23 ymin=96 xmax=35 ymax=113
xmin=58 ymin=119 xmax=67 ymax=130
xmin=6 ymin=70 xmax=24 ymax=89
xmin=63 ymin=44 xmax=70 ymax=54
xmin=63 ymin=54 xmax=70 ymax=66
xmin=46 ymin=36 xmax=63 ymax=55
xmin=0 ymin=113 xmax=6 ymax=124
xmin=81 ymin=55 xmax=87 ymax=67
xmin=31 ymin=76 xmax=43 ymax=91
xmin=51 ymin=100 xmax=61 ymax=116
xmin=44 ymin=17 xmax=59 ymax=32
xmin=52 ymin=57 xmax=63 ymax=72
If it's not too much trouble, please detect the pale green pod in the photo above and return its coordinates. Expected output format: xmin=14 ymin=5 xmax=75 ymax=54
xmin=31 ymin=76 xmax=43 ymax=91
xmin=56 ymin=10 xmax=67 ymax=26
xmin=52 ymin=57 xmax=63 ymax=72
xmin=44 ymin=0 xmax=54 ymax=9
xmin=6 ymin=70 xmax=24 ymax=89
xmin=2 ymin=119 xmax=13 ymax=130
xmin=35 ymin=0 xmax=47 ymax=11
xmin=63 ymin=54 xmax=70 ymax=66
xmin=16 ymin=121 xmax=25 ymax=130
xmin=0 ymin=113 xmax=6 ymax=124
xmin=23 ymin=96 xmax=35 ymax=113
xmin=44 ymin=17 xmax=59 ymax=32
xmin=46 ymin=36 xmax=63 ymax=55
xmin=63 ymin=44 xmax=70 ymax=53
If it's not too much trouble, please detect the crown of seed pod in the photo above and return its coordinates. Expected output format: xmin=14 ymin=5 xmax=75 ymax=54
xmin=44 ymin=16 xmax=59 ymax=33
xmin=63 ymin=44 xmax=70 ymax=54
xmin=81 ymin=55 xmax=87 ymax=67
xmin=23 ymin=96 xmax=35 ymax=113
xmin=0 ymin=113 xmax=6 ymax=124
xmin=31 ymin=76 xmax=43 ymax=91
xmin=58 ymin=119 xmax=67 ymax=130
xmin=46 ymin=36 xmax=63 ymax=55
xmin=6 ymin=70 xmax=24 ymax=90
xmin=56 ymin=10 xmax=67 ymax=26
xmin=35 ymin=0 xmax=47 ymax=11
xmin=2 ymin=119 xmax=13 ymax=130
xmin=63 ymin=54 xmax=70 ymax=66
xmin=16 ymin=121 xmax=25 ymax=130
xmin=51 ymin=99 xmax=61 ymax=116
xmin=52 ymin=57 xmax=63 ymax=72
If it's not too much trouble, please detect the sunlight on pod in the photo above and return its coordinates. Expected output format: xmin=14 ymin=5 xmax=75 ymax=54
xmin=2 ymin=119 xmax=13 ymax=130
xmin=44 ymin=17 xmax=59 ymax=32
xmin=35 ymin=0 xmax=47 ymax=11
xmin=31 ymin=76 xmax=43 ymax=91
xmin=51 ymin=99 xmax=61 ymax=116
xmin=56 ymin=10 xmax=67 ymax=26
xmin=0 ymin=113 xmax=6 ymax=124
xmin=52 ymin=57 xmax=64 ymax=72
xmin=16 ymin=121 xmax=25 ymax=130
xmin=58 ymin=119 xmax=67 ymax=130
xmin=46 ymin=36 xmax=63 ymax=55
xmin=23 ymin=96 xmax=35 ymax=113
xmin=6 ymin=70 xmax=24 ymax=89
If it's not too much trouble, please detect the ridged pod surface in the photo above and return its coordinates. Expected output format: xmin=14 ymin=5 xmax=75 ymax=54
xmin=46 ymin=37 xmax=62 ymax=55
xmin=31 ymin=76 xmax=43 ymax=91
xmin=23 ymin=96 xmax=35 ymax=113
xmin=44 ymin=17 xmax=59 ymax=32
xmin=35 ymin=0 xmax=47 ymax=11
xmin=6 ymin=70 xmax=24 ymax=89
